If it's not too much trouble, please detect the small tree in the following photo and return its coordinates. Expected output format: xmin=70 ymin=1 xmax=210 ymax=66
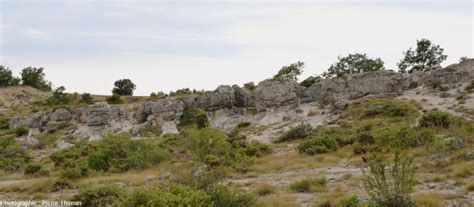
xmin=273 ymin=61 xmax=305 ymax=81
xmin=323 ymin=54 xmax=384 ymax=79
xmin=46 ymin=86 xmax=70 ymax=105
xmin=243 ymin=82 xmax=256 ymax=90
xmin=20 ymin=67 xmax=52 ymax=91
xmin=0 ymin=66 xmax=20 ymax=87
xmin=81 ymin=93 xmax=95 ymax=104
xmin=300 ymin=75 xmax=321 ymax=88
xmin=397 ymin=39 xmax=447 ymax=73
xmin=364 ymin=152 xmax=416 ymax=206
xmin=112 ymin=79 xmax=136 ymax=96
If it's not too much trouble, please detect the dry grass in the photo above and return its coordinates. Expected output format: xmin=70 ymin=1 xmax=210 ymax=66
xmin=414 ymin=193 xmax=444 ymax=207
xmin=0 ymin=178 xmax=54 ymax=193
xmin=256 ymin=193 xmax=299 ymax=207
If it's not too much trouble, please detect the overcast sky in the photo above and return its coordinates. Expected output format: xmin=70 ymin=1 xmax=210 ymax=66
xmin=1 ymin=0 xmax=473 ymax=95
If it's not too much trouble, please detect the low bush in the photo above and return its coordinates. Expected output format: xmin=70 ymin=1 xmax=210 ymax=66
xmin=253 ymin=183 xmax=275 ymax=196
xmin=24 ymin=164 xmax=46 ymax=176
xmin=297 ymin=135 xmax=338 ymax=155
xmin=106 ymin=94 xmax=123 ymax=104
xmin=276 ymin=123 xmax=313 ymax=142
xmin=73 ymin=185 xmax=125 ymax=207
xmin=419 ymin=111 xmax=450 ymax=129
xmin=364 ymin=152 xmax=416 ymax=207
xmin=178 ymin=107 xmax=210 ymax=129
xmin=289 ymin=177 xmax=327 ymax=193
xmin=14 ymin=125 xmax=29 ymax=137
xmin=51 ymin=134 xmax=166 ymax=177
xmin=0 ymin=136 xmax=31 ymax=171
xmin=209 ymin=185 xmax=256 ymax=207
xmin=237 ymin=121 xmax=251 ymax=128
xmin=45 ymin=86 xmax=70 ymax=106
xmin=81 ymin=93 xmax=94 ymax=104
xmin=121 ymin=183 xmax=213 ymax=206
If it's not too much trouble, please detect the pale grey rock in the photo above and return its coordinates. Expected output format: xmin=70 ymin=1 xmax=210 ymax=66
xmin=49 ymin=108 xmax=71 ymax=122
xmin=87 ymin=102 xmax=111 ymax=126
xmin=233 ymin=85 xmax=255 ymax=108
xmin=136 ymin=97 xmax=184 ymax=123
xmin=145 ymin=175 xmax=158 ymax=182
xmin=193 ymin=165 xmax=209 ymax=178
xmin=57 ymin=140 xmax=74 ymax=150
xmin=197 ymin=85 xmax=235 ymax=110
xmin=254 ymin=79 xmax=306 ymax=112
xmin=443 ymin=137 xmax=465 ymax=150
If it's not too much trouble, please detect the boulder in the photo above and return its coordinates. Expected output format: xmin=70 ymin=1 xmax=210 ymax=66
xmin=111 ymin=106 xmax=128 ymax=120
xmin=8 ymin=117 xmax=27 ymax=129
xmin=26 ymin=112 xmax=45 ymax=129
xmin=254 ymin=79 xmax=306 ymax=112
xmin=233 ymin=85 xmax=255 ymax=107
xmin=87 ymin=102 xmax=111 ymax=126
xmin=197 ymin=85 xmax=235 ymax=110
xmin=136 ymin=97 xmax=184 ymax=123
xmin=48 ymin=108 xmax=71 ymax=122
xmin=443 ymin=137 xmax=465 ymax=150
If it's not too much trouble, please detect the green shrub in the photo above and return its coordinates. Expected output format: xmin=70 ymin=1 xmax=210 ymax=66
xmin=120 ymin=183 xmax=213 ymax=207
xmin=106 ymin=94 xmax=123 ymax=104
xmin=0 ymin=65 xmax=20 ymax=87
xmin=238 ymin=141 xmax=272 ymax=157
xmin=373 ymin=125 xmax=416 ymax=149
xmin=179 ymin=107 xmax=209 ymax=129
xmin=0 ymin=136 xmax=31 ymax=171
xmin=137 ymin=125 xmax=162 ymax=137
xmin=276 ymin=123 xmax=313 ymax=142
xmin=419 ymin=111 xmax=450 ymax=128
xmin=364 ymin=152 xmax=415 ymax=207
xmin=297 ymin=135 xmax=338 ymax=155
xmin=339 ymin=196 xmax=360 ymax=207
xmin=24 ymin=164 xmax=42 ymax=175
xmin=51 ymin=134 xmax=166 ymax=175
xmin=45 ymin=86 xmax=70 ymax=106
xmin=289 ymin=177 xmax=327 ymax=193
xmin=243 ymin=82 xmax=256 ymax=90
xmin=73 ymin=185 xmax=125 ymax=207
xmin=209 ymin=185 xmax=256 ymax=207
xmin=81 ymin=93 xmax=95 ymax=104
xmin=14 ymin=125 xmax=29 ymax=137
xmin=112 ymin=79 xmax=136 ymax=96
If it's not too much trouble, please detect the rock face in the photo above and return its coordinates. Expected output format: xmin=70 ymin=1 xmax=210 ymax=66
xmin=254 ymin=79 xmax=307 ymax=112
xmin=45 ymin=108 xmax=72 ymax=131
xmin=197 ymin=85 xmax=236 ymax=111
xmin=87 ymin=102 xmax=111 ymax=126
xmin=421 ymin=60 xmax=474 ymax=89
xmin=136 ymin=97 xmax=184 ymax=123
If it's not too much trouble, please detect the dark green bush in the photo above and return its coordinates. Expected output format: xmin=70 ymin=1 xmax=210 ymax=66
xmin=81 ymin=93 xmax=95 ymax=104
xmin=14 ymin=125 xmax=29 ymax=137
xmin=373 ymin=125 xmax=417 ymax=149
xmin=419 ymin=111 xmax=450 ymax=128
xmin=237 ymin=121 xmax=251 ymax=128
xmin=276 ymin=123 xmax=313 ymax=142
xmin=297 ymin=135 xmax=338 ymax=155
xmin=179 ymin=107 xmax=209 ymax=129
xmin=112 ymin=79 xmax=136 ymax=96
xmin=0 ymin=65 xmax=20 ymax=87
xmin=243 ymin=82 xmax=256 ymax=90
xmin=24 ymin=164 xmax=42 ymax=175
xmin=73 ymin=185 xmax=125 ymax=207
xmin=106 ymin=94 xmax=123 ymax=104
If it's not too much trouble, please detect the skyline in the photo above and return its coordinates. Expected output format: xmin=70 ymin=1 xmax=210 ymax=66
xmin=1 ymin=0 xmax=473 ymax=95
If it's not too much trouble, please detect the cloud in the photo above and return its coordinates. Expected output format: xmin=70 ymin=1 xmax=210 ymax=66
xmin=1 ymin=1 xmax=472 ymax=95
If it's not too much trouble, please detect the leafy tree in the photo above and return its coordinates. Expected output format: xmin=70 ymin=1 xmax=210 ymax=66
xmin=273 ymin=61 xmax=305 ymax=81
xmin=112 ymin=79 xmax=136 ymax=96
xmin=323 ymin=54 xmax=384 ymax=79
xmin=20 ymin=67 xmax=52 ymax=91
xmin=0 ymin=66 xmax=20 ymax=87
xmin=300 ymin=75 xmax=321 ymax=88
xmin=397 ymin=39 xmax=447 ymax=73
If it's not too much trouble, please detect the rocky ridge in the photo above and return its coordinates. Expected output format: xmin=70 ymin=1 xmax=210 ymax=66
xmin=8 ymin=59 xmax=474 ymax=143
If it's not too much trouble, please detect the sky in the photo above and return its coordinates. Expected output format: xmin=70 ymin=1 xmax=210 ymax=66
xmin=0 ymin=0 xmax=473 ymax=95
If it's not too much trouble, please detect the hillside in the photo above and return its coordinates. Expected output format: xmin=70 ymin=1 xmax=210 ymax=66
xmin=0 ymin=59 xmax=473 ymax=206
